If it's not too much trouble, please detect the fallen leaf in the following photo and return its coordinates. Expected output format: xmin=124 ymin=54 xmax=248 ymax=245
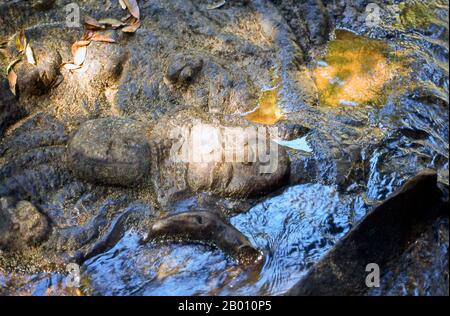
xmin=121 ymin=13 xmax=132 ymax=22
xmin=122 ymin=19 xmax=141 ymax=33
xmin=71 ymin=41 xmax=90 ymax=65
xmin=82 ymin=30 xmax=95 ymax=41
xmin=16 ymin=29 xmax=27 ymax=54
xmin=98 ymin=18 xmax=125 ymax=28
xmin=123 ymin=0 xmax=140 ymax=20
xmin=91 ymin=32 xmax=116 ymax=43
xmin=207 ymin=0 xmax=227 ymax=10
xmin=105 ymin=0 xmax=112 ymax=11
xmin=6 ymin=57 xmax=22 ymax=74
xmin=62 ymin=63 xmax=82 ymax=70
xmin=74 ymin=40 xmax=92 ymax=47
xmin=8 ymin=69 xmax=17 ymax=95
xmin=25 ymin=45 xmax=36 ymax=65
xmin=74 ymin=46 xmax=87 ymax=65
xmin=118 ymin=0 xmax=127 ymax=10
xmin=84 ymin=15 xmax=106 ymax=30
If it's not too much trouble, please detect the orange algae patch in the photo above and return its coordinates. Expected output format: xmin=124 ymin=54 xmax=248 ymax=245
xmin=245 ymin=70 xmax=286 ymax=125
xmin=313 ymin=29 xmax=407 ymax=107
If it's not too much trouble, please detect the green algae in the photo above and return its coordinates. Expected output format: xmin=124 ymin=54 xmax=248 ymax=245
xmin=398 ymin=0 xmax=448 ymax=29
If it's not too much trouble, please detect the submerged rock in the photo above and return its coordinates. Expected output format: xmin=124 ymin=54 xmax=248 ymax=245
xmin=67 ymin=118 xmax=151 ymax=187
xmin=142 ymin=210 xmax=260 ymax=265
xmin=0 ymin=198 xmax=49 ymax=250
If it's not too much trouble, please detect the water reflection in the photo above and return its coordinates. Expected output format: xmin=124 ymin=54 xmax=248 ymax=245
xmin=312 ymin=29 xmax=408 ymax=107
xmin=82 ymin=184 xmax=368 ymax=296
xmin=244 ymin=69 xmax=286 ymax=125
xmin=274 ymin=136 xmax=313 ymax=153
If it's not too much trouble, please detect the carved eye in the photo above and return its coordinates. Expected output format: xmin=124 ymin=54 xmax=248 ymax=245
xmin=194 ymin=215 xmax=203 ymax=224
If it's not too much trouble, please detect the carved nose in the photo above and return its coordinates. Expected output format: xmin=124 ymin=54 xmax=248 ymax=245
xmin=151 ymin=221 xmax=165 ymax=232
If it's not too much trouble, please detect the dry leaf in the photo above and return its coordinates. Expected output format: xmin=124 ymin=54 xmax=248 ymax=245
xmin=74 ymin=45 xmax=87 ymax=65
xmin=16 ymin=30 xmax=27 ymax=54
xmin=207 ymin=0 xmax=226 ymax=10
xmin=71 ymin=41 xmax=90 ymax=65
xmin=118 ymin=0 xmax=127 ymax=10
xmin=25 ymin=45 xmax=36 ymax=65
xmin=8 ymin=69 xmax=17 ymax=95
xmin=84 ymin=15 xmax=106 ymax=30
xmin=123 ymin=0 xmax=140 ymax=20
xmin=122 ymin=19 xmax=141 ymax=33
xmin=91 ymin=32 xmax=116 ymax=43
xmin=82 ymin=30 xmax=95 ymax=41
xmin=98 ymin=18 xmax=125 ymax=28
xmin=74 ymin=40 xmax=92 ymax=47
xmin=6 ymin=57 xmax=22 ymax=74
xmin=62 ymin=63 xmax=82 ymax=70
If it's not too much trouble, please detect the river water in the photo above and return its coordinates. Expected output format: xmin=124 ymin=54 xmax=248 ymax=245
xmin=0 ymin=0 xmax=448 ymax=296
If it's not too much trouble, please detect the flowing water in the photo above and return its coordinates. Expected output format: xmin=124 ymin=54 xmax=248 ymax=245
xmin=82 ymin=2 xmax=449 ymax=295
xmin=0 ymin=0 xmax=448 ymax=296
xmin=78 ymin=184 xmax=366 ymax=296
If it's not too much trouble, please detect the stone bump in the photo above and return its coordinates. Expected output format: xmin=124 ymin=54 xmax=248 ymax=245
xmin=67 ymin=117 xmax=151 ymax=187
xmin=0 ymin=199 xmax=49 ymax=250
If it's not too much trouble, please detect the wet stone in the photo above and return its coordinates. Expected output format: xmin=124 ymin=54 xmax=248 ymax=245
xmin=142 ymin=210 xmax=260 ymax=265
xmin=0 ymin=79 xmax=25 ymax=137
xmin=0 ymin=199 xmax=49 ymax=251
xmin=166 ymin=53 xmax=203 ymax=86
xmin=67 ymin=118 xmax=151 ymax=187
xmin=14 ymin=47 xmax=62 ymax=97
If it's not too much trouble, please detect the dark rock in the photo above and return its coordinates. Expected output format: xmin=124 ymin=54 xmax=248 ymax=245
xmin=303 ymin=0 xmax=331 ymax=45
xmin=271 ymin=0 xmax=331 ymax=52
xmin=32 ymin=0 xmax=56 ymax=11
xmin=0 ymin=198 xmax=49 ymax=250
xmin=0 ymin=79 xmax=25 ymax=137
xmin=78 ymin=41 xmax=128 ymax=88
xmin=81 ymin=206 xmax=151 ymax=263
xmin=369 ymin=216 xmax=449 ymax=296
xmin=288 ymin=169 xmax=443 ymax=296
xmin=142 ymin=210 xmax=260 ymax=265
xmin=165 ymin=53 xmax=203 ymax=85
xmin=67 ymin=118 xmax=151 ymax=187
